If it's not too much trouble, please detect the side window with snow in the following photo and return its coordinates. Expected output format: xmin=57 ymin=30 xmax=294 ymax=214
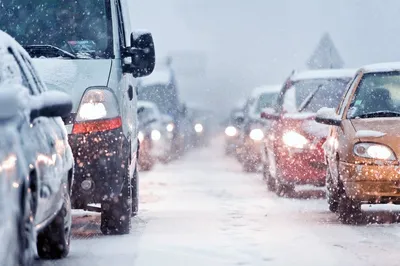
xmin=7 ymin=47 xmax=35 ymax=95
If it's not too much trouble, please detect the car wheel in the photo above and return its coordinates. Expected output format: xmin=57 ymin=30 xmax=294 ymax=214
xmin=18 ymin=181 xmax=35 ymax=266
xmin=131 ymin=165 xmax=139 ymax=217
xmin=338 ymin=192 xmax=362 ymax=224
xmin=326 ymin=170 xmax=339 ymax=213
xmin=37 ymin=183 xmax=72 ymax=259
xmin=100 ymin=162 xmax=132 ymax=235
xmin=263 ymin=163 xmax=275 ymax=192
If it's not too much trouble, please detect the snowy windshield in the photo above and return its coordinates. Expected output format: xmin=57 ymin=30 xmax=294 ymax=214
xmin=348 ymin=72 xmax=400 ymax=118
xmin=283 ymin=78 xmax=350 ymax=113
xmin=255 ymin=92 xmax=278 ymax=113
xmin=0 ymin=0 xmax=112 ymax=58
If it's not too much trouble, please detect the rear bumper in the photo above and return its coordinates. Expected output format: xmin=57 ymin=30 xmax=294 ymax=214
xmin=278 ymin=147 xmax=326 ymax=186
xmin=69 ymin=127 xmax=130 ymax=208
xmin=340 ymin=162 xmax=400 ymax=202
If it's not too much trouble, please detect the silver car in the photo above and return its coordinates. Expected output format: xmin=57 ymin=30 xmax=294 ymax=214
xmin=0 ymin=0 xmax=156 ymax=235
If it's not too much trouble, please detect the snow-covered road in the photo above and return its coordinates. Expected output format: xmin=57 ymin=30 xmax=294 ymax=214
xmin=38 ymin=139 xmax=400 ymax=266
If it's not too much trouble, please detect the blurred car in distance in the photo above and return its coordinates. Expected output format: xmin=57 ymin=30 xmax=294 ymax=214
xmin=224 ymin=109 xmax=245 ymax=156
xmin=261 ymin=69 xmax=356 ymax=195
xmin=237 ymin=85 xmax=281 ymax=172
xmin=316 ymin=63 xmax=400 ymax=224
xmin=137 ymin=101 xmax=173 ymax=171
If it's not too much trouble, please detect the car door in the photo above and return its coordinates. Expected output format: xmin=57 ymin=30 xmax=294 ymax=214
xmin=10 ymin=48 xmax=62 ymax=223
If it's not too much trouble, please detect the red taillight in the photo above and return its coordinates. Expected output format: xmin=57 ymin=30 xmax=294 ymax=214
xmin=72 ymin=117 xmax=122 ymax=134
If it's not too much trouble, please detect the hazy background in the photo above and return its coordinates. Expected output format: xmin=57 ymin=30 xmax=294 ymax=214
xmin=129 ymin=0 xmax=400 ymax=118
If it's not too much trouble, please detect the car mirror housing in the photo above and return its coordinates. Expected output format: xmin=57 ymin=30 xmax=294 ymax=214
xmin=123 ymin=30 xmax=156 ymax=78
xmin=315 ymin=107 xmax=341 ymax=126
xmin=31 ymin=91 xmax=72 ymax=121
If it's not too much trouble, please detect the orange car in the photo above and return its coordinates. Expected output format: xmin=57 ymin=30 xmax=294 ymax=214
xmin=316 ymin=62 xmax=400 ymax=223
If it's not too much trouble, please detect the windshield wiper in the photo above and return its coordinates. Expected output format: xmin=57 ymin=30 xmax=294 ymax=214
xmin=298 ymin=84 xmax=323 ymax=112
xmin=351 ymin=110 xmax=400 ymax=119
xmin=23 ymin=45 xmax=77 ymax=59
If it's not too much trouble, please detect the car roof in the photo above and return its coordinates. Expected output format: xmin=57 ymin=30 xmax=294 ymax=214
xmin=291 ymin=68 xmax=358 ymax=81
xmin=137 ymin=100 xmax=158 ymax=110
xmin=250 ymin=84 xmax=281 ymax=98
xmin=360 ymin=62 xmax=400 ymax=74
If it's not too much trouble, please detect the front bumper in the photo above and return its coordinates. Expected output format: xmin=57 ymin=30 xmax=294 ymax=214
xmin=278 ymin=147 xmax=326 ymax=186
xmin=69 ymin=127 xmax=130 ymax=208
xmin=340 ymin=162 xmax=400 ymax=203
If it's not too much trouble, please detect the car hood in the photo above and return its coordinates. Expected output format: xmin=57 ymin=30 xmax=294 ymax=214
xmin=32 ymin=59 xmax=111 ymax=112
xmin=351 ymin=118 xmax=400 ymax=140
xmin=283 ymin=112 xmax=330 ymax=139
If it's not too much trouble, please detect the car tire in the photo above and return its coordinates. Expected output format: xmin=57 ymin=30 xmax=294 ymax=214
xmin=18 ymin=180 xmax=35 ymax=266
xmin=326 ymin=170 xmax=339 ymax=213
xmin=37 ymin=183 xmax=72 ymax=259
xmin=131 ymin=165 xmax=139 ymax=217
xmin=263 ymin=163 xmax=275 ymax=192
xmin=338 ymin=192 xmax=362 ymax=224
xmin=100 ymin=162 xmax=132 ymax=235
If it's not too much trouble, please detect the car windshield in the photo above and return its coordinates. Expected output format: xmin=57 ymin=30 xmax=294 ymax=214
xmin=0 ymin=0 xmax=113 ymax=59
xmin=255 ymin=92 xmax=278 ymax=113
xmin=283 ymin=78 xmax=351 ymax=113
xmin=348 ymin=72 xmax=400 ymax=118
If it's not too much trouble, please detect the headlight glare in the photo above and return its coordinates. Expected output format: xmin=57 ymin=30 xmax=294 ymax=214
xmin=354 ymin=143 xmax=395 ymax=160
xmin=225 ymin=126 xmax=237 ymax=137
xmin=250 ymin=128 xmax=264 ymax=141
xmin=282 ymin=131 xmax=309 ymax=149
xmin=138 ymin=131 xmax=144 ymax=142
xmin=151 ymin=130 xmax=161 ymax=141
xmin=194 ymin=123 xmax=203 ymax=133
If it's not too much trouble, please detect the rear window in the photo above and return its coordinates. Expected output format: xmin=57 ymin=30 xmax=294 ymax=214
xmin=282 ymin=78 xmax=351 ymax=113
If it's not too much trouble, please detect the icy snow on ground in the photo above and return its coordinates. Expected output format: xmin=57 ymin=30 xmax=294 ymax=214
xmin=38 ymin=138 xmax=400 ymax=266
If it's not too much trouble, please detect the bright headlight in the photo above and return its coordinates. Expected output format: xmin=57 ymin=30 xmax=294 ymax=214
xmin=166 ymin=123 xmax=174 ymax=132
xmin=250 ymin=128 xmax=264 ymax=141
xmin=138 ymin=131 xmax=144 ymax=142
xmin=194 ymin=123 xmax=203 ymax=133
xmin=225 ymin=126 xmax=237 ymax=137
xmin=354 ymin=143 xmax=395 ymax=160
xmin=282 ymin=131 xmax=309 ymax=149
xmin=151 ymin=130 xmax=161 ymax=141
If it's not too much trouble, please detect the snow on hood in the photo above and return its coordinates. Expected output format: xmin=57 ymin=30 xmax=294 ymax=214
xmin=355 ymin=130 xmax=386 ymax=138
xmin=33 ymin=59 xmax=111 ymax=112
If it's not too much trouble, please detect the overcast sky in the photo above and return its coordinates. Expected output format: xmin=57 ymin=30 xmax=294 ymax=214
xmin=129 ymin=0 xmax=400 ymax=116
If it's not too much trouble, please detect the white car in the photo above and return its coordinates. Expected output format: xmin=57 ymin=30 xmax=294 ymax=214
xmin=138 ymin=101 xmax=173 ymax=170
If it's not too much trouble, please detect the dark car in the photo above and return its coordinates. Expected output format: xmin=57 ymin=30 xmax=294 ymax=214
xmin=0 ymin=31 xmax=74 ymax=264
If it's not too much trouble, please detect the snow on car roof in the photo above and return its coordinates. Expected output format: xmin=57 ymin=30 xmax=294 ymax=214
xmin=250 ymin=84 xmax=282 ymax=97
xmin=139 ymin=69 xmax=172 ymax=86
xmin=291 ymin=68 xmax=357 ymax=81
xmin=361 ymin=62 xmax=400 ymax=73
xmin=137 ymin=100 xmax=158 ymax=110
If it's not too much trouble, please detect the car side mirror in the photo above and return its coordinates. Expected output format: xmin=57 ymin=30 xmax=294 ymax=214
xmin=123 ymin=30 xmax=156 ymax=78
xmin=30 ymin=91 xmax=72 ymax=122
xmin=261 ymin=107 xmax=280 ymax=120
xmin=315 ymin=107 xmax=341 ymax=126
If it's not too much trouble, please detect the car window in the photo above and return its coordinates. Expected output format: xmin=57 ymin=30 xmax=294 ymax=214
xmin=7 ymin=47 xmax=36 ymax=95
xmin=347 ymin=71 xmax=400 ymax=118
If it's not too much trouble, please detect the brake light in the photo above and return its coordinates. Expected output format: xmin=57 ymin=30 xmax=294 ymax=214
xmin=73 ymin=88 xmax=121 ymax=134
xmin=72 ymin=117 xmax=122 ymax=134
